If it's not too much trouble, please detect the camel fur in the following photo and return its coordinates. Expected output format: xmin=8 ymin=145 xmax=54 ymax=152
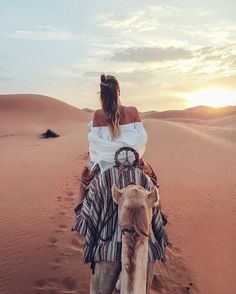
xmin=112 ymin=183 xmax=159 ymax=294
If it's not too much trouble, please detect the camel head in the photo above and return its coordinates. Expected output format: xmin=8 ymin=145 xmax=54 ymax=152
xmin=112 ymin=183 xmax=159 ymax=237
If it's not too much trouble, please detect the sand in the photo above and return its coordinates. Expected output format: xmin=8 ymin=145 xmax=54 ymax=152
xmin=0 ymin=94 xmax=235 ymax=294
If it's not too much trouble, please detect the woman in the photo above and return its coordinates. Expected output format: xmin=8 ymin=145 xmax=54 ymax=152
xmin=72 ymin=74 xmax=168 ymax=294
xmin=78 ymin=73 xmax=159 ymax=203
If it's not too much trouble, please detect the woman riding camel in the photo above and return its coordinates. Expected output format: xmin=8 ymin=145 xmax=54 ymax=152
xmin=78 ymin=73 xmax=159 ymax=202
xmin=72 ymin=73 xmax=168 ymax=294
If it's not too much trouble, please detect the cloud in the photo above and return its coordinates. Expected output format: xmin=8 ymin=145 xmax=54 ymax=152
xmin=1 ymin=3 xmax=236 ymax=111
xmin=207 ymin=75 xmax=236 ymax=90
xmin=96 ymin=10 xmax=159 ymax=32
xmin=6 ymin=26 xmax=88 ymax=41
xmin=111 ymin=46 xmax=193 ymax=62
xmin=84 ymin=68 xmax=155 ymax=84
xmin=187 ymin=43 xmax=236 ymax=74
xmin=165 ymin=74 xmax=236 ymax=95
xmin=96 ymin=5 xmax=210 ymax=33
xmin=96 ymin=4 xmax=236 ymax=49
xmin=230 ymin=60 xmax=236 ymax=68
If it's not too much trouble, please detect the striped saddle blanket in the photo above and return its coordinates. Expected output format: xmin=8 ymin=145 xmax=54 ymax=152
xmin=71 ymin=165 xmax=168 ymax=267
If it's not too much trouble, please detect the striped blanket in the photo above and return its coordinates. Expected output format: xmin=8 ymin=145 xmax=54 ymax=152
xmin=71 ymin=165 xmax=168 ymax=267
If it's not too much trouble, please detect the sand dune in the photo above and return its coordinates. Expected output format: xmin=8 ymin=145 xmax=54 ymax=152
xmin=141 ymin=105 xmax=236 ymax=121
xmin=141 ymin=105 xmax=236 ymax=144
xmin=0 ymin=94 xmax=91 ymax=136
xmin=0 ymin=94 xmax=235 ymax=294
xmin=144 ymin=119 xmax=236 ymax=294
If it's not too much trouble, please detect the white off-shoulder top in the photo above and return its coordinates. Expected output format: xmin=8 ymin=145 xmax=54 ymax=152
xmin=87 ymin=120 xmax=148 ymax=173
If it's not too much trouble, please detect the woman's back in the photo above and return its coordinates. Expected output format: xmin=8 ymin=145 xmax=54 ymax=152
xmin=92 ymin=105 xmax=141 ymax=127
xmin=88 ymin=105 xmax=147 ymax=173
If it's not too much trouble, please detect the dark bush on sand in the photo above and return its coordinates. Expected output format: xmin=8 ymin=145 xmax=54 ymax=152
xmin=40 ymin=129 xmax=60 ymax=138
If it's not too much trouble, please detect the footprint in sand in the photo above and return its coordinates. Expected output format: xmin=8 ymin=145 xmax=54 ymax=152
xmin=35 ymin=279 xmax=47 ymax=289
xmin=59 ymin=211 xmax=66 ymax=216
xmin=51 ymin=257 xmax=61 ymax=270
xmin=47 ymin=277 xmax=60 ymax=293
xmin=51 ymin=265 xmax=59 ymax=271
xmin=34 ymin=277 xmax=60 ymax=294
xmin=65 ymin=191 xmax=74 ymax=197
xmin=59 ymin=224 xmax=67 ymax=229
xmin=65 ymin=196 xmax=74 ymax=203
xmin=58 ymin=211 xmax=67 ymax=219
xmin=62 ymin=276 xmax=77 ymax=291
xmin=53 ymin=257 xmax=61 ymax=264
xmin=54 ymin=229 xmax=64 ymax=234
xmin=60 ymin=249 xmax=74 ymax=257
xmin=47 ymin=236 xmax=58 ymax=247
xmin=54 ymin=224 xmax=67 ymax=234
xmin=70 ymin=238 xmax=83 ymax=252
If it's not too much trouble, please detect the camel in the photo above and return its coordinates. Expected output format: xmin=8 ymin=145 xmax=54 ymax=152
xmin=112 ymin=183 xmax=159 ymax=294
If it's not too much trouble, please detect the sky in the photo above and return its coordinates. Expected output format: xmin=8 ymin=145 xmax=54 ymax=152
xmin=0 ymin=0 xmax=236 ymax=111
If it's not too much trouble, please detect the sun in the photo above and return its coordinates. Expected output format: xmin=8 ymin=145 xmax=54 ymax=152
xmin=182 ymin=88 xmax=236 ymax=108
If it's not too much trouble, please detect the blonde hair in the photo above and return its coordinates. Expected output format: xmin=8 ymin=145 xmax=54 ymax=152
xmin=100 ymin=73 xmax=121 ymax=139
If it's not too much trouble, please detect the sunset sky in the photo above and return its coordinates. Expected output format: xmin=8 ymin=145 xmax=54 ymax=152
xmin=0 ymin=0 xmax=236 ymax=111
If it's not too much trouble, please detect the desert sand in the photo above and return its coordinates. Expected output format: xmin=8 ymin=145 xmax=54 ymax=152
xmin=0 ymin=94 xmax=235 ymax=294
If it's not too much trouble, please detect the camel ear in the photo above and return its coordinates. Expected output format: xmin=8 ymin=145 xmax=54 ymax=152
xmin=112 ymin=184 xmax=122 ymax=204
xmin=147 ymin=187 xmax=159 ymax=207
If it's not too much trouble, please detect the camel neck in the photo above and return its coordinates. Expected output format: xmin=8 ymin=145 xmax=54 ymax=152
xmin=121 ymin=234 xmax=149 ymax=294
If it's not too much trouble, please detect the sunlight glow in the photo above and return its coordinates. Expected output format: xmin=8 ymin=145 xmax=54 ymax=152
xmin=182 ymin=88 xmax=236 ymax=108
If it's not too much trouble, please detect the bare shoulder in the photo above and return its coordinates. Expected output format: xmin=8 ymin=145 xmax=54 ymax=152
xmin=93 ymin=109 xmax=106 ymax=126
xmin=124 ymin=106 xmax=141 ymax=122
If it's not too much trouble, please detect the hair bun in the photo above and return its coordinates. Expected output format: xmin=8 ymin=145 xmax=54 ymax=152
xmin=101 ymin=73 xmax=106 ymax=83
